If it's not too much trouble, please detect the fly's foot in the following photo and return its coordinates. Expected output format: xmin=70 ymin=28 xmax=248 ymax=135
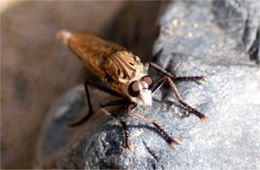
xmin=200 ymin=114 xmax=209 ymax=124
xmin=198 ymin=77 xmax=207 ymax=83
xmin=170 ymin=138 xmax=181 ymax=149
xmin=125 ymin=145 xmax=132 ymax=153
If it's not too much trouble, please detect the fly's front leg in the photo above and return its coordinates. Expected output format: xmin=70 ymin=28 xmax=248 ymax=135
xmin=166 ymin=76 xmax=209 ymax=123
xmin=127 ymin=105 xmax=180 ymax=148
xmin=100 ymin=99 xmax=133 ymax=152
xmin=149 ymin=63 xmax=209 ymax=123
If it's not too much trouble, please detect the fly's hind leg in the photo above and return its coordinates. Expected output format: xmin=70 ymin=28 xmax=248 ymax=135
xmin=69 ymin=81 xmax=123 ymax=127
xmin=69 ymin=81 xmax=94 ymax=127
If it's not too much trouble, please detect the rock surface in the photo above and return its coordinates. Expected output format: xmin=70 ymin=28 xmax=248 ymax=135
xmin=36 ymin=0 xmax=260 ymax=169
xmin=2 ymin=1 xmax=160 ymax=168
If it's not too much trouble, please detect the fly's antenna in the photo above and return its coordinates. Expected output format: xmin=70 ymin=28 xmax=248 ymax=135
xmin=56 ymin=30 xmax=72 ymax=45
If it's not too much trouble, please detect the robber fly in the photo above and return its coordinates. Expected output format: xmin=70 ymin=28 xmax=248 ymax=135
xmin=56 ymin=30 xmax=209 ymax=152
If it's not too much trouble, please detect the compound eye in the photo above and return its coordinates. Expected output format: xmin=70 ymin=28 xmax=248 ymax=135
xmin=141 ymin=76 xmax=153 ymax=89
xmin=128 ymin=81 xmax=140 ymax=97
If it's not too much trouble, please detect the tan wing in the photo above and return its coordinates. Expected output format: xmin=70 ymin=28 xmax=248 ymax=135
xmin=57 ymin=30 xmax=144 ymax=96
xmin=57 ymin=30 xmax=126 ymax=80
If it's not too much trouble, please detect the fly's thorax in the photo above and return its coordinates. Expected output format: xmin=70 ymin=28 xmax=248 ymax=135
xmin=104 ymin=51 xmax=144 ymax=84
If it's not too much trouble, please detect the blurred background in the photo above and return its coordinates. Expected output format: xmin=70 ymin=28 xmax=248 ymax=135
xmin=1 ymin=1 xmax=163 ymax=168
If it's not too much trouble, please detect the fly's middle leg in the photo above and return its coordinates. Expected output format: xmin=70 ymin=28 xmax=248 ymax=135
xmin=100 ymin=99 xmax=133 ymax=152
xmin=149 ymin=62 xmax=206 ymax=83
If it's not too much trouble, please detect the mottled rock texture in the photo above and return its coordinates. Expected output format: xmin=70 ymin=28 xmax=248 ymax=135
xmin=36 ymin=0 xmax=260 ymax=169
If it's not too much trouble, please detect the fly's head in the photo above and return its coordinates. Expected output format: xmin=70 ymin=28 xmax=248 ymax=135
xmin=125 ymin=75 xmax=153 ymax=106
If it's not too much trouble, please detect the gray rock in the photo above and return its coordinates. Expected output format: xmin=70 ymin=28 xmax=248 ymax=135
xmin=36 ymin=0 xmax=260 ymax=169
